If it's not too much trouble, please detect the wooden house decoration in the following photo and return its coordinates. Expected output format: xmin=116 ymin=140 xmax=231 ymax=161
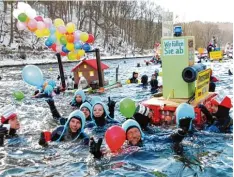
xmin=71 ymin=59 xmax=109 ymax=86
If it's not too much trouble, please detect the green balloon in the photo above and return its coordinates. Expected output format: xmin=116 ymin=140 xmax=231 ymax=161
xmin=60 ymin=36 xmax=67 ymax=45
xmin=13 ymin=91 xmax=24 ymax=100
xmin=18 ymin=13 xmax=27 ymax=22
xmin=120 ymin=98 xmax=136 ymax=118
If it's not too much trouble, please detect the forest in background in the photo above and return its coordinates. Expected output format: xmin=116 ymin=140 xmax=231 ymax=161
xmin=0 ymin=1 xmax=233 ymax=57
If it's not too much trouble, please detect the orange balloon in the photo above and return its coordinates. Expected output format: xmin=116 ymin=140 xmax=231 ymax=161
xmin=66 ymin=33 xmax=74 ymax=43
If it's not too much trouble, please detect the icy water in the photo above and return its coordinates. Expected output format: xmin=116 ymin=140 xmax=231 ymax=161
xmin=0 ymin=58 xmax=233 ymax=177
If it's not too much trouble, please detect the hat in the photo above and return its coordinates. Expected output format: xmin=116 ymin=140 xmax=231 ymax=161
xmin=1 ymin=105 xmax=17 ymax=124
xmin=57 ymin=110 xmax=86 ymax=142
xmin=122 ymin=119 xmax=144 ymax=140
xmin=211 ymin=95 xmax=232 ymax=109
xmin=80 ymin=102 xmax=92 ymax=113
xmin=175 ymin=103 xmax=195 ymax=131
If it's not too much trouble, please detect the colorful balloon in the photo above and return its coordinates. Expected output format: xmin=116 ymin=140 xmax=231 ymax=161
xmin=57 ymin=26 xmax=66 ymax=34
xmin=42 ymin=28 xmax=50 ymax=36
xmin=60 ymin=36 xmax=67 ymax=45
xmin=62 ymin=45 xmax=70 ymax=53
xmin=22 ymin=65 xmax=44 ymax=87
xmin=60 ymin=51 xmax=67 ymax=56
xmin=66 ymin=43 xmax=74 ymax=51
xmin=50 ymin=44 xmax=57 ymax=52
xmin=86 ymin=34 xmax=95 ymax=43
xmin=74 ymin=30 xmax=81 ymax=41
xmin=45 ymin=39 xmax=53 ymax=47
xmin=66 ymin=22 xmax=75 ymax=33
xmin=35 ymin=16 xmax=44 ymax=22
xmin=13 ymin=9 xmax=23 ymax=19
xmin=13 ymin=91 xmax=24 ymax=101
xmin=77 ymin=49 xmax=85 ymax=57
xmin=49 ymin=26 xmax=56 ymax=34
xmin=105 ymin=125 xmax=126 ymax=152
xmin=82 ymin=43 xmax=91 ymax=52
xmin=56 ymin=45 xmax=62 ymax=53
xmin=119 ymin=98 xmax=136 ymax=118
xmin=74 ymin=41 xmax=82 ymax=50
xmin=27 ymin=19 xmax=37 ymax=29
xmin=66 ymin=33 xmax=74 ymax=43
xmin=35 ymin=30 xmax=44 ymax=38
xmin=54 ymin=18 xmax=64 ymax=27
xmin=37 ymin=21 xmax=46 ymax=30
xmin=68 ymin=52 xmax=77 ymax=60
xmin=18 ymin=13 xmax=28 ymax=22
xmin=80 ymin=32 xmax=89 ymax=42
xmin=16 ymin=22 xmax=26 ymax=30
xmin=44 ymin=18 xmax=52 ymax=28
xmin=25 ymin=8 xmax=37 ymax=19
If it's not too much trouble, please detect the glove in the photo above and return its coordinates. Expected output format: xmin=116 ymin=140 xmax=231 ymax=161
xmin=172 ymin=142 xmax=184 ymax=155
xmin=108 ymin=97 xmax=116 ymax=118
xmin=89 ymin=137 xmax=103 ymax=159
xmin=0 ymin=127 xmax=8 ymax=146
xmin=38 ymin=132 xmax=49 ymax=147
xmin=107 ymin=97 xmax=116 ymax=110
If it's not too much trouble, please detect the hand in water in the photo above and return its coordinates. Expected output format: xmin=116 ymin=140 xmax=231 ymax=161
xmin=89 ymin=137 xmax=103 ymax=159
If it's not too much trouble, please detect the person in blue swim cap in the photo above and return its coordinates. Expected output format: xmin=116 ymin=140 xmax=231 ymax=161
xmin=39 ymin=110 xmax=89 ymax=147
xmin=89 ymin=119 xmax=144 ymax=159
xmin=169 ymin=103 xmax=196 ymax=155
xmin=70 ymin=90 xmax=88 ymax=109
xmin=46 ymin=98 xmax=92 ymax=126
xmin=89 ymin=97 xmax=118 ymax=127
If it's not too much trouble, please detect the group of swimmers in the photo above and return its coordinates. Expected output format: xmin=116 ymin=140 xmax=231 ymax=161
xmin=127 ymin=70 xmax=160 ymax=94
xmin=0 ymin=86 xmax=232 ymax=159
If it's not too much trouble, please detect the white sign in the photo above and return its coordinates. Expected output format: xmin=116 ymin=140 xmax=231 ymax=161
xmin=163 ymin=39 xmax=185 ymax=56
xmin=162 ymin=12 xmax=173 ymax=37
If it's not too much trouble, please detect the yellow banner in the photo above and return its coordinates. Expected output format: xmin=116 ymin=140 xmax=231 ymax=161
xmin=210 ymin=51 xmax=223 ymax=59
xmin=195 ymin=69 xmax=211 ymax=103
xmin=198 ymin=48 xmax=204 ymax=54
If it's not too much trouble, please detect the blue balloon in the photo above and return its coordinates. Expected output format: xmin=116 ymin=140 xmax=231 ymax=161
xmin=48 ymin=80 xmax=56 ymax=88
xmin=45 ymin=39 xmax=53 ymax=47
xmin=74 ymin=42 xmax=82 ymax=50
xmin=62 ymin=45 xmax=70 ymax=53
xmin=43 ymin=85 xmax=53 ymax=95
xmin=82 ymin=43 xmax=91 ymax=52
xmin=22 ymin=65 xmax=44 ymax=87
xmin=48 ymin=35 xmax=56 ymax=43
xmin=49 ymin=26 xmax=56 ymax=34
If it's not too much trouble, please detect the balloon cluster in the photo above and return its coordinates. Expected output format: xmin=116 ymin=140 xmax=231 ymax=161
xmin=13 ymin=2 xmax=95 ymax=61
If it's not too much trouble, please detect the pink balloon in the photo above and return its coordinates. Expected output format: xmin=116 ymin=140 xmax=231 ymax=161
xmin=56 ymin=45 xmax=62 ymax=53
xmin=74 ymin=30 xmax=81 ymax=41
xmin=27 ymin=19 xmax=37 ymax=29
xmin=37 ymin=21 xmax=46 ymax=30
xmin=57 ymin=26 xmax=66 ymax=34
xmin=35 ymin=16 xmax=44 ymax=22
xmin=17 ymin=21 xmax=26 ymax=30
xmin=44 ymin=18 xmax=52 ymax=28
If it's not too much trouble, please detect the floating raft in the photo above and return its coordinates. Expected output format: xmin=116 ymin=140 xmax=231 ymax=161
xmin=142 ymin=92 xmax=217 ymax=129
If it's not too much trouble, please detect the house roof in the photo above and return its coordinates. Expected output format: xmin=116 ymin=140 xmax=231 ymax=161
xmin=71 ymin=59 xmax=109 ymax=72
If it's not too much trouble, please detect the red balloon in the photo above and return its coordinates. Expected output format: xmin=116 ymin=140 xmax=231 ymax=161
xmin=50 ymin=44 xmax=57 ymax=52
xmin=105 ymin=125 xmax=126 ymax=152
xmin=86 ymin=34 xmax=95 ymax=44
xmin=35 ymin=16 xmax=44 ymax=22
xmin=60 ymin=52 xmax=67 ymax=56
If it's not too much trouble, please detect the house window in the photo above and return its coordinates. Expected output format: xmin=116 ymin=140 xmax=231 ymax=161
xmin=78 ymin=72 xmax=83 ymax=77
xmin=89 ymin=71 xmax=94 ymax=76
xmin=84 ymin=64 xmax=87 ymax=68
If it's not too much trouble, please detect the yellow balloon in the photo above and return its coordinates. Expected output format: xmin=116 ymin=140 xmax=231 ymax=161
xmin=68 ymin=52 xmax=77 ymax=60
xmin=42 ymin=28 xmax=50 ymax=37
xmin=159 ymin=72 xmax=163 ymax=76
xmin=77 ymin=49 xmax=85 ymax=57
xmin=54 ymin=18 xmax=64 ymax=27
xmin=80 ymin=32 xmax=89 ymax=42
xmin=126 ymin=80 xmax=130 ymax=84
xmin=66 ymin=43 xmax=74 ymax=51
xmin=66 ymin=22 xmax=75 ymax=33
xmin=55 ymin=30 xmax=62 ymax=40
xmin=35 ymin=29 xmax=43 ymax=38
